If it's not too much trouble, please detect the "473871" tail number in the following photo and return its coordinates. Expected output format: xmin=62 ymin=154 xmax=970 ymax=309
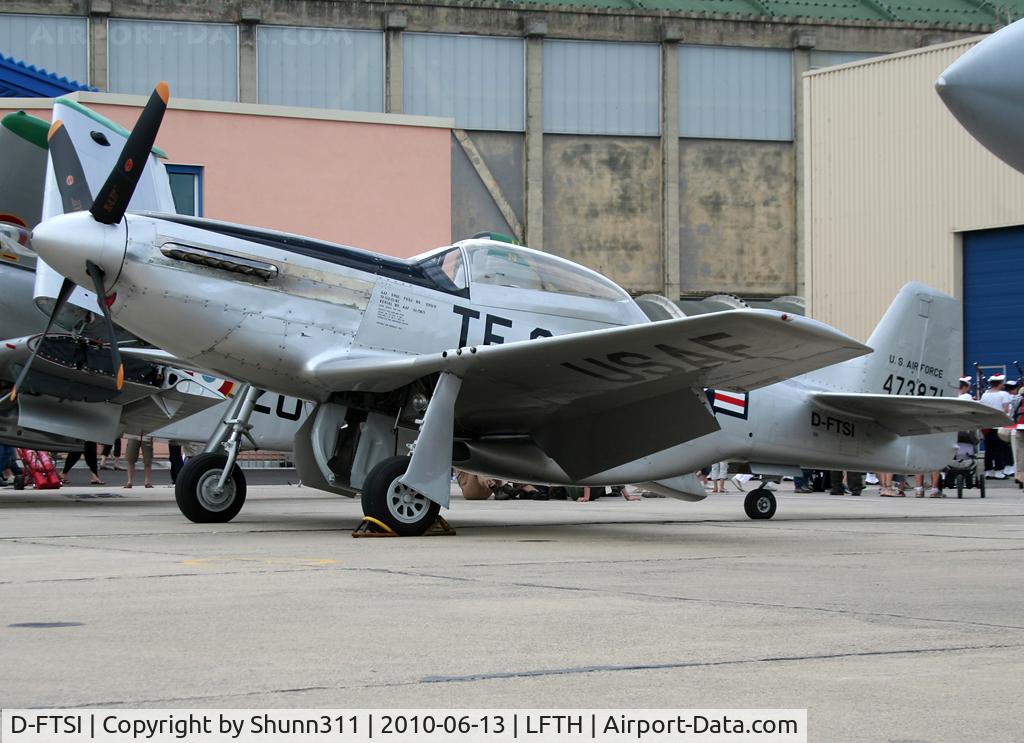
xmin=882 ymin=374 xmax=944 ymax=396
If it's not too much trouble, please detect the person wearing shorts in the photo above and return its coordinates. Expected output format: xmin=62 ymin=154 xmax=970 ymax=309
xmin=125 ymin=435 xmax=154 ymax=488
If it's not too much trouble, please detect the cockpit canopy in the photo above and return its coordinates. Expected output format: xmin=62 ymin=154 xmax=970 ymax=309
xmin=416 ymin=240 xmax=631 ymax=302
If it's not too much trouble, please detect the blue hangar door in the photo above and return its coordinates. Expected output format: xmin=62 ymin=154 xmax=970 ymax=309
xmin=962 ymin=226 xmax=1024 ymax=377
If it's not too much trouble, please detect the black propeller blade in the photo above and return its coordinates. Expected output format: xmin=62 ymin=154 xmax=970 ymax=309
xmin=90 ymin=81 xmax=169 ymax=225
xmin=47 ymin=120 xmax=93 ymax=214
xmin=11 ymin=80 xmax=168 ymax=400
xmin=9 ymin=277 xmax=75 ymax=401
xmin=86 ymin=261 xmax=124 ymax=392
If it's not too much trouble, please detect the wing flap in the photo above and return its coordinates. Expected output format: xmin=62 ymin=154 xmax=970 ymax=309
xmin=811 ymin=393 xmax=1011 ymax=436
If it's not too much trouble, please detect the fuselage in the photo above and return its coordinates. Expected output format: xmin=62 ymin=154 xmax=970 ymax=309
xmin=100 ymin=213 xmax=650 ymax=402
xmin=33 ymin=211 xmax=955 ymax=485
xmin=461 ymin=374 xmax=954 ymax=486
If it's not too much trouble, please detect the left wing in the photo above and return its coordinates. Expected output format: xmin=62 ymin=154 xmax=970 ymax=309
xmin=811 ymin=393 xmax=1010 ymax=436
xmin=313 ymin=309 xmax=870 ymax=479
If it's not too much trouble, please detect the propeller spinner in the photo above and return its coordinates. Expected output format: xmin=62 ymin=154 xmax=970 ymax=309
xmin=10 ymin=81 xmax=170 ymax=401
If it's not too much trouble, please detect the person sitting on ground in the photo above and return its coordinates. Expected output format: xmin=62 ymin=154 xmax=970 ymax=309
xmin=455 ymin=470 xmax=502 ymax=500
xmin=578 ymin=485 xmax=641 ymax=502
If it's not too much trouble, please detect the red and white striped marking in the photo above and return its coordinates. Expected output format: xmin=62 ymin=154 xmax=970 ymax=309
xmin=713 ymin=390 xmax=747 ymax=416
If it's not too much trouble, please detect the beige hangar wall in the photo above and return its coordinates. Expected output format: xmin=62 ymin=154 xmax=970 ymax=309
xmin=803 ymin=37 xmax=1024 ymax=342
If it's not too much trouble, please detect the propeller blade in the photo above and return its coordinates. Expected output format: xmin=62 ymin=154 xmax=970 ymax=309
xmin=47 ymin=120 xmax=93 ymax=214
xmin=85 ymin=261 xmax=124 ymax=391
xmin=8 ymin=277 xmax=76 ymax=401
xmin=90 ymin=81 xmax=169 ymax=225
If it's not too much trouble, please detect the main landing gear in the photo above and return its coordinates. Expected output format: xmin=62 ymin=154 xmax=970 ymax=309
xmin=175 ymin=383 xmax=260 ymax=523
xmin=360 ymin=455 xmax=440 ymax=536
xmin=743 ymin=487 xmax=777 ymax=520
xmin=357 ymin=371 xmax=462 ymax=537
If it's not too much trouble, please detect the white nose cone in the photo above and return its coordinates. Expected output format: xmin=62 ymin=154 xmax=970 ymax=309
xmin=937 ymin=18 xmax=1024 ymax=175
xmin=30 ymin=211 xmax=127 ymax=289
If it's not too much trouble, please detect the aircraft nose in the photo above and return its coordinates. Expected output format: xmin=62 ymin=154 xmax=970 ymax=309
xmin=31 ymin=211 xmax=127 ymax=289
xmin=936 ymin=19 xmax=1024 ymax=174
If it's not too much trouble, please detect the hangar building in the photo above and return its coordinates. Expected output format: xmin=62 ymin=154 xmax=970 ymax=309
xmin=1 ymin=0 xmax=1019 ymax=303
xmin=804 ymin=37 xmax=1024 ymax=377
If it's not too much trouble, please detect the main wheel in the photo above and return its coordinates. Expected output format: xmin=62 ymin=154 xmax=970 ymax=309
xmin=175 ymin=452 xmax=247 ymax=523
xmin=361 ymin=455 xmax=440 ymax=536
xmin=956 ymin=473 xmax=964 ymax=499
xmin=744 ymin=488 xmax=776 ymax=519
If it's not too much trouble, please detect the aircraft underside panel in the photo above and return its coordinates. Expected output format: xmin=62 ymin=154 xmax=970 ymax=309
xmin=293 ymin=403 xmax=419 ymax=498
xmin=16 ymin=395 xmax=121 ymax=446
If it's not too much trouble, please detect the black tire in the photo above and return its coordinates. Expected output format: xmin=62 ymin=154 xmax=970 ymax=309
xmin=744 ymin=488 xmax=776 ymax=520
xmin=956 ymin=473 xmax=964 ymax=499
xmin=980 ymin=472 xmax=986 ymax=498
xmin=361 ymin=455 xmax=440 ymax=537
xmin=175 ymin=452 xmax=247 ymax=523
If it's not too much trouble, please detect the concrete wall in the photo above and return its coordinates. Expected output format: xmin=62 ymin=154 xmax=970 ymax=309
xmin=3 ymin=0 xmax=993 ymax=298
xmin=679 ymin=139 xmax=795 ymax=294
xmin=543 ymin=135 xmax=662 ymax=294
xmin=451 ymin=131 xmax=523 ymax=243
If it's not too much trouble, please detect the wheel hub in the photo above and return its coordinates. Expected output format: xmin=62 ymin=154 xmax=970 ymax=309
xmin=757 ymin=495 xmax=771 ymax=513
xmin=196 ymin=469 xmax=235 ymax=512
xmin=388 ymin=480 xmax=431 ymax=524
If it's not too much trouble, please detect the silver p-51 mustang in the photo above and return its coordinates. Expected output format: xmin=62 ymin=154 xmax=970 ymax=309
xmin=27 ymin=84 xmax=1007 ymax=534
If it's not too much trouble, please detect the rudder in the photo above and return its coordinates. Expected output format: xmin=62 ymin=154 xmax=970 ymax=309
xmin=810 ymin=283 xmax=962 ymax=397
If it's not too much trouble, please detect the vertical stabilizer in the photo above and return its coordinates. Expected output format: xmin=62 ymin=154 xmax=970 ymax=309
xmin=809 ymin=283 xmax=962 ymax=397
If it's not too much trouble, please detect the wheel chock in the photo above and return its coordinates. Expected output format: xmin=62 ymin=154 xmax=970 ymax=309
xmin=351 ymin=516 xmax=457 ymax=537
xmin=424 ymin=516 xmax=456 ymax=536
xmin=352 ymin=516 xmax=398 ymax=537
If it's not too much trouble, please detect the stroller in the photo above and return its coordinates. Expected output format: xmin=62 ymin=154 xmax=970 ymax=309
xmin=943 ymin=434 xmax=985 ymax=498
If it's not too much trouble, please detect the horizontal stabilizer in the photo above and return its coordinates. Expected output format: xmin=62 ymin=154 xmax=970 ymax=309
xmin=811 ymin=393 xmax=1011 ymax=436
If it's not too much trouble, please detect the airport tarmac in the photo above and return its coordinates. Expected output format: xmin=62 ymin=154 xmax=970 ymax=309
xmin=2 ymin=477 xmax=1023 ymax=741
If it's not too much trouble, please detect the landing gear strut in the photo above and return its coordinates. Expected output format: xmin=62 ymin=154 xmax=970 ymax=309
xmin=744 ymin=488 xmax=777 ymax=520
xmin=175 ymin=383 xmax=260 ymax=523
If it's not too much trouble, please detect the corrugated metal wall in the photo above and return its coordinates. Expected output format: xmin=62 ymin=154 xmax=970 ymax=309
xmin=544 ymin=40 xmax=660 ymax=136
xmin=679 ymin=45 xmax=793 ymax=141
xmin=0 ymin=14 xmax=89 ymax=84
xmin=108 ymin=20 xmax=239 ymax=101
xmin=257 ymin=26 xmax=383 ymax=112
xmin=403 ymin=33 xmax=524 ymax=131
xmin=805 ymin=39 xmax=1024 ymax=341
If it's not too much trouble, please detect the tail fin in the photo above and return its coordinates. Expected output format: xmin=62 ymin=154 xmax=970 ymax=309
xmin=810 ymin=283 xmax=962 ymax=397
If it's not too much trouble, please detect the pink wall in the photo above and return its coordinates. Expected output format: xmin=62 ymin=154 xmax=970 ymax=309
xmin=26 ymin=104 xmax=451 ymax=259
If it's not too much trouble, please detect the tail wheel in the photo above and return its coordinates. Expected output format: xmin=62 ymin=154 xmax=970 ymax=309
xmin=744 ymin=488 xmax=776 ymax=520
xmin=361 ymin=455 xmax=440 ymax=537
xmin=175 ymin=452 xmax=247 ymax=523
